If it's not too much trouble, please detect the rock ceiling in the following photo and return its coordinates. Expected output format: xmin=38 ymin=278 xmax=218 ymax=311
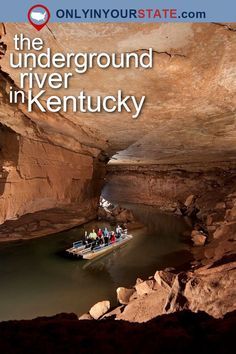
xmin=1 ymin=22 xmax=236 ymax=165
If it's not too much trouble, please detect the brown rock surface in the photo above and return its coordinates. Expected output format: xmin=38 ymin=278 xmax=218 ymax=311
xmin=1 ymin=23 xmax=236 ymax=165
xmin=117 ymin=287 xmax=135 ymax=305
xmin=116 ymin=284 xmax=169 ymax=323
xmin=89 ymin=301 xmax=110 ymax=320
xmin=191 ymin=230 xmax=207 ymax=246
xmin=1 ymin=22 xmax=236 ymax=238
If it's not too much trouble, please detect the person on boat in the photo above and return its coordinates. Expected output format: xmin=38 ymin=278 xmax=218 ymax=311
xmin=96 ymin=228 xmax=104 ymax=245
xmin=103 ymin=227 xmax=109 ymax=245
xmin=110 ymin=231 xmax=116 ymax=244
xmin=103 ymin=227 xmax=109 ymax=236
xmin=97 ymin=228 xmax=103 ymax=238
xmin=87 ymin=229 xmax=98 ymax=249
xmin=88 ymin=229 xmax=97 ymax=240
xmin=115 ymin=225 xmax=122 ymax=238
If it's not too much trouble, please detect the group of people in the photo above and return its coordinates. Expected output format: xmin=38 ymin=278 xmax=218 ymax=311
xmin=83 ymin=225 xmax=124 ymax=248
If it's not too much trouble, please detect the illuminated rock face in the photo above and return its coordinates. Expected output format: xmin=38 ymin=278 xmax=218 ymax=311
xmin=0 ymin=124 xmax=105 ymax=226
xmin=0 ymin=22 xmax=236 ymax=231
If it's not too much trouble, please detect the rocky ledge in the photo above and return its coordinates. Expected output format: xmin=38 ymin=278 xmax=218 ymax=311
xmin=80 ymin=261 xmax=235 ymax=322
xmin=79 ymin=191 xmax=236 ymax=323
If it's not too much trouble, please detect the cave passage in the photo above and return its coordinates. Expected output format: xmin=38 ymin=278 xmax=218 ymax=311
xmin=0 ymin=204 xmax=191 ymax=321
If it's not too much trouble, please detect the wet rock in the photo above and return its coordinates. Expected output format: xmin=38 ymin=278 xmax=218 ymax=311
xmin=89 ymin=301 xmax=110 ymax=320
xmin=98 ymin=198 xmax=135 ymax=224
xmin=117 ymin=287 xmax=135 ymax=305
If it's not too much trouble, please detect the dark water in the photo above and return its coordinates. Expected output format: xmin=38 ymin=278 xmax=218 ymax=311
xmin=0 ymin=204 xmax=191 ymax=321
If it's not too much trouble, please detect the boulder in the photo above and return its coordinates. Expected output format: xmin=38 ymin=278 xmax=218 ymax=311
xmin=116 ymin=286 xmax=169 ymax=323
xmin=154 ymin=270 xmax=176 ymax=290
xmin=117 ymin=287 xmax=135 ymax=305
xmin=135 ymin=280 xmax=155 ymax=296
xmin=184 ymin=195 xmax=196 ymax=207
xmin=89 ymin=300 xmax=110 ymax=320
xmin=191 ymin=230 xmax=207 ymax=246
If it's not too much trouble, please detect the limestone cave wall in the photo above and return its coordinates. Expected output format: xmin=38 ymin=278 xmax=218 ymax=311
xmin=0 ymin=124 xmax=105 ymax=225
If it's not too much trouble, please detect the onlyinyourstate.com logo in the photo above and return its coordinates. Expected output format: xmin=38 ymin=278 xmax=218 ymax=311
xmin=28 ymin=4 xmax=50 ymax=31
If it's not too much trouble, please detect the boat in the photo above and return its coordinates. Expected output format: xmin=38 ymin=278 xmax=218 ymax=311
xmin=66 ymin=233 xmax=133 ymax=260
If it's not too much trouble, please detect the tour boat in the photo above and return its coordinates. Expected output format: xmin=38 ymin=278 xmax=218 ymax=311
xmin=66 ymin=233 xmax=133 ymax=260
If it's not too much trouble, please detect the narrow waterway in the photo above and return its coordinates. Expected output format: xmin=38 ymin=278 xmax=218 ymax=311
xmin=0 ymin=204 xmax=192 ymax=321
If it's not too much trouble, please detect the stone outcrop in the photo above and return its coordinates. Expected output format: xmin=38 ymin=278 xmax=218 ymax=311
xmin=89 ymin=300 xmax=110 ymax=320
xmin=90 ymin=260 xmax=235 ymax=323
xmin=0 ymin=26 xmax=107 ymax=238
xmin=0 ymin=125 xmax=105 ymax=224
xmin=103 ymin=164 xmax=236 ymax=211
xmin=97 ymin=198 xmax=142 ymax=230
xmin=0 ymin=124 xmax=106 ymax=240
xmin=117 ymin=287 xmax=135 ymax=305
xmin=191 ymin=231 xmax=207 ymax=246
xmin=86 ymin=184 xmax=236 ymax=323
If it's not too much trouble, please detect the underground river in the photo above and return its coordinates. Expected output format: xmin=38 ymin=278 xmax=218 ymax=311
xmin=0 ymin=204 xmax=192 ymax=321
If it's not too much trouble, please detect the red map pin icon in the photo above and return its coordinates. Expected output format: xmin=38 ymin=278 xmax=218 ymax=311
xmin=28 ymin=4 xmax=50 ymax=31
